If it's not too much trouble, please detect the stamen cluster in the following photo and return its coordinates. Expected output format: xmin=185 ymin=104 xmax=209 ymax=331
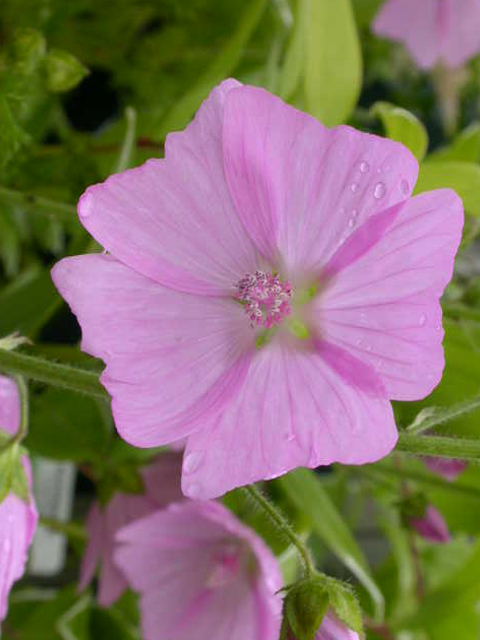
xmin=236 ymin=270 xmax=292 ymax=329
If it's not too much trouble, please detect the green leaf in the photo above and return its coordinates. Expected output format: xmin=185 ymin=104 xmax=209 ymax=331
xmin=90 ymin=607 xmax=138 ymax=640
xmin=0 ymin=444 xmax=19 ymax=503
xmin=156 ymin=0 xmax=267 ymax=140
xmin=414 ymin=160 xmax=480 ymax=216
xmin=396 ymin=538 xmax=480 ymax=632
xmin=279 ymin=469 xmax=385 ymax=621
xmin=10 ymin=28 xmax=46 ymax=73
xmin=279 ymin=0 xmax=306 ymax=100
xmin=303 ymin=0 xmax=362 ymax=126
xmin=0 ymin=97 xmax=30 ymax=170
xmin=26 ymin=389 xmax=110 ymax=463
xmin=371 ymin=101 xmax=428 ymax=161
xmin=11 ymin=457 xmax=30 ymax=502
xmin=429 ymin=122 xmax=480 ymax=163
xmin=0 ymin=267 xmax=62 ymax=338
xmin=45 ymin=49 xmax=89 ymax=92
xmin=406 ymin=391 xmax=480 ymax=434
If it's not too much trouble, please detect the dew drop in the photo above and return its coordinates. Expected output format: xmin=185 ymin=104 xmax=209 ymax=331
xmin=359 ymin=161 xmax=370 ymax=174
xmin=350 ymin=182 xmax=359 ymax=193
xmin=186 ymin=483 xmax=201 ymax=498
xmin=183 ymin=451 xmax=204 ymax=474
xmin=348 ymin=217 xmax=355 ymax=228
xmin=400 ymin=179 xmax=410 ymax=195
xmin=373 ymin=182 xmax=386 ymax=199
xmin=419 ymin=313 xmax=427 ymax=327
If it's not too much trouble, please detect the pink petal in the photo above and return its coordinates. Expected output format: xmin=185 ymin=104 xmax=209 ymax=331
xmin=316 ymin=189 xmax=463 ymax=401
xmin=0 ymin=376 xmax=20 ymax=437
xmin=77 ymin=80 xmax=259 ymax=296
xmin=316 ymin=611 xmax=359 ymax=640
xmin=182 ymin=342 xmax=397 ymax=499
xmin=424 ymin=457 xmax=467 ymax=482
xmin=410 ymin=505 xmax=450 ymax=543
xmin=0 ymin=458 xmax=38 ymax=621
xmin=115 ymin=502 xmax=281 ymax=640
xmin=78 ymin=502 xmax=104 ymax=593
xmin=52 ymin=254 xmax=252 ymax=447
xmin=222 ymin=85 xmax=418 ymax=274
xmin=372 ymin=0 xmax=440 ymax=69
xmin=439 ymin=0 xmax=480 ymax=68
xmin=141 ymin=452 xmax=184 ymax=507
xmin=98 ymin=493 xmax=155 ymax=607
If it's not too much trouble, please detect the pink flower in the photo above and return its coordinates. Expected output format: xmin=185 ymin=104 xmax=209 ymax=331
xmin=372 ymin=0 xmax=480 ymax=70
xmin=424 ymin=457 xmax=466 ymax=481
xmin=114 ymin=501 xmax=282 ymax=640
xmin=409 ymin=505 xmax=450 ymax=543
xmin=286 ymin=611 xmax=359 ymax=640
xmin=52 ymin=80 xmax=463 ymax=500
xmin=79 ymin=452 xmax=183 ymax=606
xmin=0 ymin=376 xmax=38 ymax=621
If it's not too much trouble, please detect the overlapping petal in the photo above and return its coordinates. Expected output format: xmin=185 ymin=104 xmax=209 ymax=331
xmin=115 ymin=501 xmax=282 ymax=640
xmin=182 ymin=342 xmax=397 ymax=499
xmin=222 ymin=85 xmax=418 ymax=274
xmin=315 ymin=190 xmax=463 ymax=401
xmin=76 ymin=80 xmax=259 ymax=296
xmin=52 ymin=254 xmax=252 ymax=447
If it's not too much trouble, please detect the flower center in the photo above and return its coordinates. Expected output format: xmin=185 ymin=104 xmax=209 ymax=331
xmin=235 ymin=270 xmax=292 ymax=329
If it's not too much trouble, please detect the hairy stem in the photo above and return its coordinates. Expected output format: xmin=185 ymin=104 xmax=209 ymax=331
xmin=243 ymin=484 xmax=315 ymax=577
xmin=0 ymin=349 xmax=109 ymax=400
xmin=397 ymin=433 xmax=480 ymax=461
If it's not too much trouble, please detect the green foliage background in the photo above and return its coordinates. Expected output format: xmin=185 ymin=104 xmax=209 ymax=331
xmin=1 ymin=0 xmax=480 ymax=638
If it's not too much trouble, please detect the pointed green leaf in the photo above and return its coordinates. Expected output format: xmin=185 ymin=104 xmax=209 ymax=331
xmin=46 ymin=49 xmax=89 ymax=93
xmin=371 ymin=101 xmax=428 ymax=161
xmin=326 ymin=577 xmax=364 ymax=637
xmin=414 ymin=160 xmax=480 ymax=216
xmin=303 ymin=0 xmax=362 ymax=126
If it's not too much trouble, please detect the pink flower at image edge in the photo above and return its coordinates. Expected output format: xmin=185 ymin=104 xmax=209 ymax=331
xmin=79 ymin=452 xmax=183 ymax=606
xmin=410 ymin=505 xmax=451 ymax=544
xmin=0 ymin=376 xmax=38 ymax=621
xmin=52 ymin=79 xmax=464 ymax=500
xmin=114 ymin=500 xmax=282 ymax=640
xmin=372 ymin=0 xmax=480 ymax=70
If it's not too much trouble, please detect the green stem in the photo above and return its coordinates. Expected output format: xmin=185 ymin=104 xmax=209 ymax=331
xmin=0 ymin=349 xmax=108 ymax=400
xmin=0 ymin=186 xmax=77 ymax=226
xmin=397 ymin=432 xmax=480 ymax=461
xmin=243 ymin=484 xmax=315 ymax=577
xmin=357 ymin=463 xmax=480 ymax=499
xmin=40 ymin=516 xmax=86 ymax=541
xmin=113 ymin=106 xmax=137 ymax=174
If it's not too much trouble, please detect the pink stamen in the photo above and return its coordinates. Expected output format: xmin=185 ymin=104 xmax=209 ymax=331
xmin=235 ymin=270 xmax=292 ymax=329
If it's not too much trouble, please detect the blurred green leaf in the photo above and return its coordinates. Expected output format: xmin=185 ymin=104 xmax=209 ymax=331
xmin=371 ymin=101 xmax=428 ymax=161
xmin=27 ymin=389 xmax=109 ymax=463
xmin=279 ymin=0 xmax=305 ymax=100
xmin=303 ymin=0 xmax=362 ymax=126
xmin=415 ymin=160 xmax=480 ymax=216
xmin=46 ymin=49 xmax=89 ymax=93
xmin=279 ymin=468 xmax=385 ymax=621
xmin=156 ymin=0 xmax=268 ymax=140
xmin=430 ymin=122 xmax=480 ymax=164
xmin=0 ymin=98 xmax=30 ymax=171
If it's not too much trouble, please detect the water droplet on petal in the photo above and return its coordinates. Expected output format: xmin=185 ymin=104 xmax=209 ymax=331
xmin=359 ymin=161 xmax=370 ymax=174
xmin=373 ymin=182 xmax=386 ymax=199
xmin=183 ymin=451 xmax=204 ymax=474
xmin=419 ymin=313 xmax=427 ymax=327
xmin=400 ymin=179 xmax=410 ymax=195
xmin=348 ymin=217 xmax=355 ymax=228
xmin=351 ymin=182 xmax=359 ymax=193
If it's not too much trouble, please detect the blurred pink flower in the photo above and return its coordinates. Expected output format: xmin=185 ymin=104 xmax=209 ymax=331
xmin=115 ymin=500 xmax=282 ymax=640
xmin=424 ymin=456 xmax=466 ymax=481
xmin=0 ymin=376 xmax=38 ymax=621
xmin=79 ymin=452 xmax=183 ymax=606
xmin=372 ymin=0 xmax=480 ymax=69
xmin=409 ymin=504 xmax=450 ymax=543
xmin=52 ymin=80 xmax=463 ymax=500
xmin=286 ymin=610 xmax=359 ymax=640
